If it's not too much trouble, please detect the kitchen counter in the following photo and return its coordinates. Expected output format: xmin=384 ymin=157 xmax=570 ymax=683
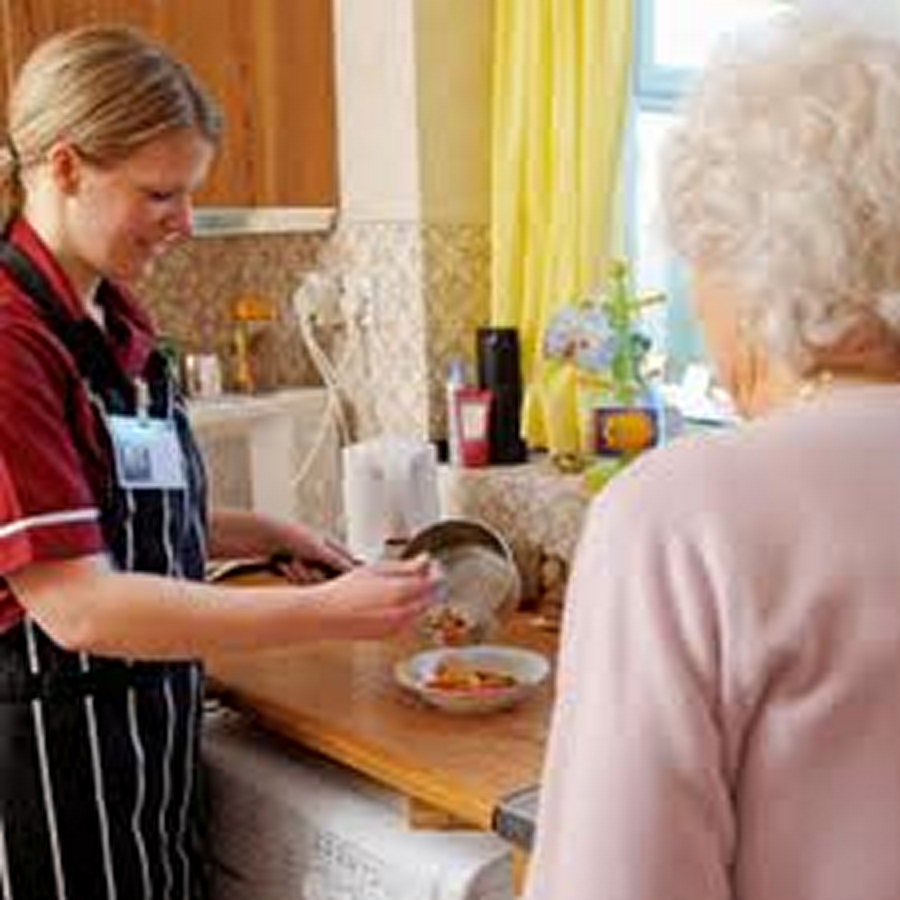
xmin=205 ymin=589 xmax=555 ymax=854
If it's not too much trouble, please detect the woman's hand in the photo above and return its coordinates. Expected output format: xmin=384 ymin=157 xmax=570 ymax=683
xmin=311 ymin=555 xmax=439 ymax=640
xmin=208 ymin=508 xmax=357 ymax=583
xmin=269 ymin=523 xmax=357 ymax=583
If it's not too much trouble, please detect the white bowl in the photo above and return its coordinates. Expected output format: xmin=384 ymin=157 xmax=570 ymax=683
xmin=395 ymin=645 xmax=550 ymax=715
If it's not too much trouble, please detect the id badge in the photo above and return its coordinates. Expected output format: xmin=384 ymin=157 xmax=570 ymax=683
xmin=107 ymin=415 xmax=188 ymax=490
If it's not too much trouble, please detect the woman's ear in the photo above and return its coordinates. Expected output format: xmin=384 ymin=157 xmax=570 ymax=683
xmin=46 ymin=141 xmax=82 ymax=195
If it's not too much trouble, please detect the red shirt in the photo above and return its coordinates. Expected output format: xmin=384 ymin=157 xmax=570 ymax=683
xmin=0 ymin=219 xmax=157 ymax=629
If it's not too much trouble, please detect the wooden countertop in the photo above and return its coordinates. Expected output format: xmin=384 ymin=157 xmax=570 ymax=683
xmin=206 ymin=607 xmax=557 ymax=835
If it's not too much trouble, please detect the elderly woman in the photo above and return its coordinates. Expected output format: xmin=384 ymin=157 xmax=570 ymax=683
xmin=524 ymin=9 xmax=900 ymax=900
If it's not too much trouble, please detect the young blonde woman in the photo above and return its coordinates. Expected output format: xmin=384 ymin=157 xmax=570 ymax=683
xmin=0 ymin=25 xmax=435 ymax=899
xmin=525 ymin=8 xmax=900 ymax=900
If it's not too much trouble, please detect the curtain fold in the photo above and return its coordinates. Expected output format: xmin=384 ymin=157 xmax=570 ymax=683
xmin=491 ymin=0 xmax=632 ymax=452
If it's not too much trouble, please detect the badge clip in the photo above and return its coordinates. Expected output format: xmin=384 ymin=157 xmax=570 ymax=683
xmin=135 ymin=378 xmax=151 ymax=424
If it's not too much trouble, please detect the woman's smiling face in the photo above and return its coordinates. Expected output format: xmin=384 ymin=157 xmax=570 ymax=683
xmin=56 ymin=128 xmax=214 ymax=289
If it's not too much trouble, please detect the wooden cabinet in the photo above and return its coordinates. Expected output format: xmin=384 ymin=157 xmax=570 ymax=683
xmin=0 ymin=0 xmax=337 ymax=208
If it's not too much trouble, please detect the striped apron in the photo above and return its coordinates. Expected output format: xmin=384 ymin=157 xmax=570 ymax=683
xmin=0 ymin=245 xmax=209 ymax=900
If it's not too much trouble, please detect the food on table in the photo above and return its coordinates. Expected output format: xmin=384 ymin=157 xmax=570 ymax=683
xmin=424 ymin=655 xmax=518 ymax=692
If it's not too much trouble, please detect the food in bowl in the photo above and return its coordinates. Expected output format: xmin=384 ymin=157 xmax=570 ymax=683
xmin=425 ymin=654 xmax=518 ymax=691
xmin=395 ymin=645 xmax=550 ymax=714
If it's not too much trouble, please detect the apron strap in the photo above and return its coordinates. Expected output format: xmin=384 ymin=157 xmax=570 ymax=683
xmin=0 ymin=241 xmax=137 ymax=408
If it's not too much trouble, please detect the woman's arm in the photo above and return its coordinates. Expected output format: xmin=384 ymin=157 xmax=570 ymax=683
xmin=7 ymin=552 xmax=433 ymax=660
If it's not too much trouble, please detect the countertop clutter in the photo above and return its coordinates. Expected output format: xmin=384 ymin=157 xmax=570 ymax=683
xmin=206 ymin=608 xmax=555 ymax=844
xmin=205 ymin=568 xmax=556 ymax=899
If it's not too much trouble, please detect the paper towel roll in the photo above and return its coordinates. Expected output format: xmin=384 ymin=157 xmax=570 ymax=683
xmin=342 ymin=437 xmax=440 ymax=561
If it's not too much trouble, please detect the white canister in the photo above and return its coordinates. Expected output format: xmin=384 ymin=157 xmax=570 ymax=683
xmin=184 ymin=353 xmax=223 ymax=399
xmin=341 ymin=437 xmax=441 ymax=562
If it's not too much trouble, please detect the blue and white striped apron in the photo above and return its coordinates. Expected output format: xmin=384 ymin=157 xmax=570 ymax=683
xmin=0 ymin=245 xmax=210 ymax=900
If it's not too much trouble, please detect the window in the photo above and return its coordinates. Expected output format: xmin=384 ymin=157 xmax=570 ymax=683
xmin=627 ymin=0 xmax=788 ymax=378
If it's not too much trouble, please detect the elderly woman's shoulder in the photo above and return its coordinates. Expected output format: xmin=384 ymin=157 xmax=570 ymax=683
xmin=588 ymin=420 xmax=770 ymax=527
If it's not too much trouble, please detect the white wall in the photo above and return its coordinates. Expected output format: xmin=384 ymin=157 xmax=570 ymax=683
xmin=333 ymin=0 xmax=492 ymax=223
xmin=415 ymin=0 xmax=493 ymax=224
xmin=334 ymin=0 xmax=421 ymax=221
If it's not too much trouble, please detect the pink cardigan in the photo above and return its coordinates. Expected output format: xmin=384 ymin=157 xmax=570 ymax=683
xmin=525 ymin=386 xmax=900 ymax=900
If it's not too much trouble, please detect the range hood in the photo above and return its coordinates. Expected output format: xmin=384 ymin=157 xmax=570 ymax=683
xmin=192 ymin=207 xmax=337 ymax=237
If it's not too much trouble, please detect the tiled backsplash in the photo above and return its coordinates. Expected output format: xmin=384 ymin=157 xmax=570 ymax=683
xmin=139 ymin=220 xmax=490 ymax=442
xmin=139 ymin=231 xmax=329 ymax=392
xmin=421 ymin=224 xmax=491 ymax=437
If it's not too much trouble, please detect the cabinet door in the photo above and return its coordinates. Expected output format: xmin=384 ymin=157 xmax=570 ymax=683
xmin=154 ymin=1 xmax=257 ymax=205
xmin=153 ymin=0 xmax=339 ymax=206
xmin=1 ymin=0 xmax=337 ymax=208
xmin=0 ymin=0 xmax=160 ymax=182
xmin=2 ymin=1 xmax=158 ymax=68
xmin=248 ymin=0 xmax=337 ymax=207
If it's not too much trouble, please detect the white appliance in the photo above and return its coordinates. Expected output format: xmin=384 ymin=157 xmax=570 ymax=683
xmin=189 ymin=388 xmax=343 ymax=539
xmin=202 ymin=712 xmax=515 ymax=900
xmin=341 ymin=436 xmax=441 ymax=561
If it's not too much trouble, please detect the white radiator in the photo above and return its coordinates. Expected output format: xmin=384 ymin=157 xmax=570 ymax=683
xmin=202 ymin=713 xmax=515 ymax=900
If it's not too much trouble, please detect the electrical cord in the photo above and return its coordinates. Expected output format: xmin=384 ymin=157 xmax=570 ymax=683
xmin=289 ymin=278 xmax=357 ymax=489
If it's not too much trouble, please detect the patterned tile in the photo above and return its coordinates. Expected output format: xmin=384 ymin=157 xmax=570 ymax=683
xmin=421 ymin=223 xmax=491 ymax=436
xmin=139 ymin=232 xmax=331 ymax=391
xmin=139 ymin=222 xmax=490 ymax=442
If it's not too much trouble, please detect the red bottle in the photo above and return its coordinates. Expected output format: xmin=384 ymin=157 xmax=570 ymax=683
xmin=452 ymin=387 xmax=493 ymax=468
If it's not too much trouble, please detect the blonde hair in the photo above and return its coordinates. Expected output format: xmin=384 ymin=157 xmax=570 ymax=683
xmin=660 ymin=13 xmax=900 ymax=374
xmin=0 ymin=24 xmax=222 ymax=224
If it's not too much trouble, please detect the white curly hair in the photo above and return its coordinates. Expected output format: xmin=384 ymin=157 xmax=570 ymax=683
xmin=660 ymin=9 xmax=900 ymax=374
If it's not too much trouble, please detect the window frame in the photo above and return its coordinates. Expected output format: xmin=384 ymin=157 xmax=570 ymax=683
xmin=633 ymin=0 xmax=695 ymax=108
xmin=626 ymin=0 xmax=786 ymax=376
xmin=625 ymin=0 xmax=701 ymax=377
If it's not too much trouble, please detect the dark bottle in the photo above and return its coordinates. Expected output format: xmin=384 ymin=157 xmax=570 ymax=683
xmin=476 ymin=327 xmax=528 ymax=464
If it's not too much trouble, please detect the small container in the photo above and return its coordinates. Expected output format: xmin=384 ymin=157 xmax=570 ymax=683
xmin=453 ymin=387 xmax=492 ymax=468
xmin=184 ymin=353 xmax=223 ymax=399
xmin=591 ymin=403 xmax=660 ymax=456
xmin=445 ymin=357 xmax=467 ymax=466
xmin=394 ymin=644 xmax=550 ymax=715
xmin=401 ymin=518 xmax=521 ymax=647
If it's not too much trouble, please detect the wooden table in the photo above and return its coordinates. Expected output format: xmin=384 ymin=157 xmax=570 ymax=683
xmin=205 ymin=607 xmax=556 ymax=839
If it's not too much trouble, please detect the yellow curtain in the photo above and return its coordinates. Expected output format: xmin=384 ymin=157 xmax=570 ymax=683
xmin=491 ymin=0 xmax=632 ymax=454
